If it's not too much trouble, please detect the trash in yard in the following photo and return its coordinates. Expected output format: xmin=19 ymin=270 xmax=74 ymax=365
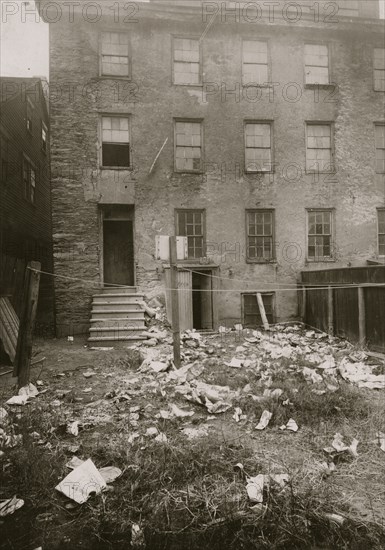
xmin=303 ymin=367 xmax=323 ymax=384
xmin=131 ymin=523 xmax=145 ymax=548
xmin=170 ymin=404 xmax=194 ymax=418
xmin=280 ymin=419 xmax=299 ymax=432
xmin=235 ymin=346 xmax=246 ymax=353
xmin=0 ymin=496 xmax=24 ymax=517
xmin=269 ymin=474 xmax=290 ymax=488
xmin=56 ymin=458 xmax=107 ymax=504
xmin=263 ymin=388 xmax=283 ymax=398
xmin=183 ymin=425 xmax=209 ymax=439
xmin=317 ymin=356 xmax=336 ymax=369
xmin=261 ymin=342 xmax=294 ymax=359
xmin=68 ymin=336 xmax=74 ymax=343
xmin=234 ymin=323 xmax=243 ymax=332
xmin=255 ymin=410 xmax=273 ymax=430
xmin=83 ymin=371 xmax=96 ymax=379
xmin=66 ymin=456 xmax=85 ymax=469
xmin=324 ymin=513 xmax=345 ymax=526
xmin=90 ymin=347 xmax=113 ymax=351
xmin=338 ymin=358 xmax=385 ymax=389
xmin=149 ymin=361 xmax=169 ymax=373
xmin=67 ymin=421 xmax=80 ymax=436
xmin=155 ymin=432 xmax=168 ymax=443
xmin=99 ymin=466 xmax=123 ymax=484
xmin=226 ymin=357 xmax=244 ymax=368
xmin=375 ymin=432 xmax=385 ymax=452
xmin=146 ymin=427 xmax=159 ymax=437
xmin=232 ymin=407 xmax=246 ymax=423
xmin=324 ymin=433 xmax=359 ymax=458
xmin=319 ymin=461 xmax=336 ymax=476
xmin=246 ymin=474 xmax=264 ymax=503
xmin=83 ymin=388 xmax=92 ymax=393
xmin=6 ymin=383 xmax=39 ymax=406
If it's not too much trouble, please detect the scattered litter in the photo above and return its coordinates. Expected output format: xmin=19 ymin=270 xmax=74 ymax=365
xmin=155 ymin=432 xmax=168 ymax=443
xmin=67 ymin=336 xmax=74 ymax=342
xmin=246 ymin=474 xmax=264 ymax=503
xmin=317 ymin=356 xmax=336 ymax=369
xmin=83 ymin=371 xmax=96 ymax=379
xmin=67 ymin=421 xmax=80 ymax=437
xmin=0 ymin=496 xmax=24 ymax=517
xmin=375 ymin=432 xmax=385 ymax=452
xmin=255 ymin=410 xmax=272 ymax=430
xmin=324 ymin=513 xmax=345 ymax=526
xmin=226 ymin=357 xmax=244 ymax=368
xmin=99 ymin=466 xmax=122 ymax=484
xmin=324 ymin=433 xmax=359 ymax=458
xmin=131 ymin=523 xmax=145 ymax=548
xmin=149 ymin=361 xmax=169 ymax=373
xmin=6 ymin=383 xmax=39 ymax=406
xmin=90 ymin=347 xmax=113 ymax=351
xmin=146 ymin=427 xmax=159 ymax=437
xmin=280 ymin=419 xmax=299 ymax=432
xmin=183 ymin=426 xmax=209 ymax=439
xmin=303 ymin=367 xmax=323 ymax=384
xmin=66 ymin=456 xmax=84 ymax=470
xmin=56 ymin=458 xmax=107 ymax=504
xmin=263 ymin=388 xmax=283 ymax=398
xmin=170 ymin=404 xmax=194 ymax=418
xmin=338 ymin=358 xmax=385 ymax=389
xmin=0 ymin=408 xmax=8 ymax=425
xmin=232 ymin=407 xmax=246 ymax=423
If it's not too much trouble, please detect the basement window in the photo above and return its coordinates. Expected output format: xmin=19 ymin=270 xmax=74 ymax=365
xmin=246 ymin=209 xmax=275 ymax=262
xmin=175 ymin=120 xmax=202 ymax=172
xmin=375 ymin=124 xmax=385 ymax=173
xmin=305 ymin=44 xmax=329 ymax=85
xmin=243 ymin=293 xmax=275 ymax=328
xmin=242 ymin=40 xmax=269 ymax=86
xmin=245 ymin=122 xmax=273 ymax=173
xmin=307 ymin=209 xmax=333 ymax=261
xmin=306 ymin=123 xmax=333 ymax=173
xmin=23 ymin=156 xmax=36 ymax=204
xmin=101 ymin=116 xmax=130 ymax=168
xmin=100 ymin=32 xmax=130 ymax=77
xmin=173 ymin=37 xmax=201 ymax=85
xmin=175 ymin=209 xmax=205 ymax=260
xmin=373 ymin=49 xmax=385 ymax=92
xmin=378 ymin=209 xmax=385 ymax=257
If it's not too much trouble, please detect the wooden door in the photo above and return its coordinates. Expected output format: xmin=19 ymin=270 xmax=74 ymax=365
xmin=103 ymin=220 xmax=134 ymax=286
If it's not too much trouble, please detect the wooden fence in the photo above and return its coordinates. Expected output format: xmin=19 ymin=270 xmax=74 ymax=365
xmin=300 ymin=266 xmax=385 ymax=352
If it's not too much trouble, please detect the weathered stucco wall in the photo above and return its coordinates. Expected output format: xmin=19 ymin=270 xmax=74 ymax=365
xmin=48 ymin=4 xmax=384 ymax=332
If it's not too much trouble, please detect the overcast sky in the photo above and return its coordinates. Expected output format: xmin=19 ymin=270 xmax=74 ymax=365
xmin=0 ymin=0 xmax=384 ymax=81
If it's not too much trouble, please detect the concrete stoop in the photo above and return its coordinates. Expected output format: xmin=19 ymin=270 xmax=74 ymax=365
xmin=88 ymin=287 xmax=147 ymax=346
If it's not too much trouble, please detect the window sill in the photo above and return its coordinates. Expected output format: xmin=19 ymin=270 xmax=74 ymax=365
xmin=304 ymin=83 xmax=334 ymax=89
xmin=174 ymin=170 xmax=204 ymax=175
xmin=306 ymin=258 xmax=335 ymax=263
xmin=242 ymin=83 xmax=273 ymax=88
xmin=100 ymin=166 xmax=132 ymax=171
xmin=173 ymin=83 xmax=203 ymax=88
xmin=246 ymin=259 xmax=277 ymax=264
xmin=98 ymin=75 xmax=132 ymax=81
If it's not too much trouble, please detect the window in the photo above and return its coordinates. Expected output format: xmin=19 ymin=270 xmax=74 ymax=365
xmin=305 ymin=44 xmax=329 ymax=85
xmin=41 ymin=122 xmax=48 ymax=153
xmin=26 ymin=98 xmax=33 ymax=134
xmin=307 ymin=210 xmax=333 ymax=261
xmin=23 ymin=157 xmax=36 ymax=203
xmin=242 ymin=40 xmax=268 ymax=86
xmin=176 ymin=209 xmax=205 ymax=260
xmin=101 ymin=116 xmax=130 ymax=168
xmin=306 ymin=123 xmax=333 ymax=173
xmin=378 ymin=209 xmax=385 ymax=256
xmin=175 ymin=120 xmax=202 ymax=172
xmin=246 ymin=210 xmax=274 ymax=262
xmin=243 ymin=293 xmax=275 ymax=328
xmin=245 ymin=122 xmax=272 ymax=172
xmin=374 ymin=49 xmax=385 ymax=91
xmin=173 ymin=37 xmax=201 ymax=85
xmin=375 ymin=124 xmax=385 ymax=173
xmin=100 ymin=32 xmax=130 ymax=77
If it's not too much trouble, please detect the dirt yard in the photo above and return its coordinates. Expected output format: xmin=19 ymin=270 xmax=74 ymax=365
xmin=0 ymin=323 xmax=384 ymax=550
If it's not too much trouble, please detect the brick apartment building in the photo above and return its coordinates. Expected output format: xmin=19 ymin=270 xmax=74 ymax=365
xmin=0 ymin=77 xmax=54 ymax=328
xmin=35 ymin=0 xmax=384 ymax=339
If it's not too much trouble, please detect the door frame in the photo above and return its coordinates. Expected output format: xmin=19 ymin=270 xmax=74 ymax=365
xmin=98 ymin=206 xmax=136 ymax=287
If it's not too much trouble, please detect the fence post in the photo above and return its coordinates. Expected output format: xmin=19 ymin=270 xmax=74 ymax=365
xmin=301 ymin=286 xmax=306 ymax=321
xmin=358 ymin=286 xmax=366 ymax=346
xmin=169 ymin=237 xmax=181 ymax=368
xmin=328 ymin=286 xmax=334 ymax=336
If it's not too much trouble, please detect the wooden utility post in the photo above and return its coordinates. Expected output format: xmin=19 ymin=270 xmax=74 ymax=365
xmin=169 ymin=237 xmax=181 ymax=368
xmin=327 ymin=286 xmax=334 ymax=336
xmin=13 ymin=261 xmax=41 ymax=387
xmin=358 ymin=285 xmax=366 ymax=346
xmin=301 ymin=286 xmax=306 ymax=321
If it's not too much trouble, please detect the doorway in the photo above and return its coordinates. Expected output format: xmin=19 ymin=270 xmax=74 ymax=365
xmin=192 ymin=270 xmax=213 ymax=330
xmin=102 ymin=206 xmax=135 ymax=287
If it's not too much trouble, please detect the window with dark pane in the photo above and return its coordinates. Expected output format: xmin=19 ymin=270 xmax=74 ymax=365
xmin=243 ymin=293 xmax=274 ymax=328
xmin=101 ymin=32 xmax=130 ymax=77
xmin=247 ymin=210 xmax=274 ymax=261
xmin=308 ymin=210 xmax=332 ymax=260
xmin=175 ymin=121 xmax=202 ymax=172
xmin=176 ymin=209 xmax=204 ymax=259
xmin=378 ymin=209 xmax=385 ymax=256
xmin=102 ymin=116 xmax=130 ymax=168
xmin=23 ymin=158 xmax=36 ymax=204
